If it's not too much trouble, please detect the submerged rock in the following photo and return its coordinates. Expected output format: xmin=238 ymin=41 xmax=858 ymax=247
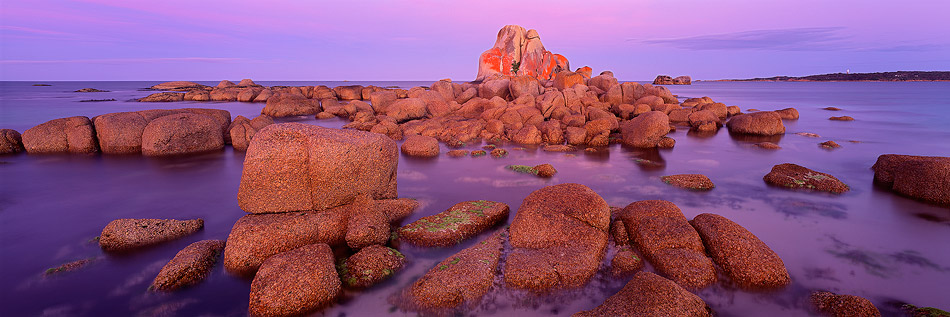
xmin=249 ymin=244 xmax=340 ymax=317
xmin=341 ymin=245 xmax=405 ymax=288
xmin=238 ymin=123 xmax=398 ymax=214
xmin=490 ymin=148 xmax=508 ymax=158
xmin=505 ymin=164 xmax=557 ymax=177
xmin=99 ymin=218 xmax=204 ymax=253
xmin=820 ymin=140 xmax=841 ymax=149
xmin=829 ymin=116 xmax=854 ymax=121
xmin=150 ymin=240 xmax=225 ymax=292
xmin=872 ymin=154 xmax=950 ymax=205
xmin=506 ymin=183 xmax=610 ymax=292
xmin=446 ymin=149 xmax=469 ymax=157
xmin=405 ymin=232 xmax=503 ymax=309
xmin=726 ymin=111 xmax=785 ymax=135
xmin=139 ymin=92 xmax=185 ymax=102
xmin=661 ymin=174 xmax=715 ymax=190
xmin=763 ymin=163 xmax=849 ymax=194
xmin=44 ymin=258 xmax=96 ymax=276
xmin=75 ymin=88 xmax=108 ymax=92
xmin=399 ymin=200 xmax=509 ymax=247
xmin=574 ymin=271 xmax=712 ymax=316
xmin=755 ymin=142 xmax=782 ymax=150
xmin=690 ymin=213 xmax=790 ymax=290
xmin=810 ymin=291 xmax=881 ymax=317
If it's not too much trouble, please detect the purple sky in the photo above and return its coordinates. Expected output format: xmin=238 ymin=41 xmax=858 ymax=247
xmin=2 ymin=0 xmax=948 ymax=81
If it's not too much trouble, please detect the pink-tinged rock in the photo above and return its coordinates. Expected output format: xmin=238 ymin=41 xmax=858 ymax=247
xmin=238 ymin=123 xmax=398 ymax=213
xmin=210 ymin=88 xmax=240 ymax=101
xmin=575 ymin=271 xmax=711 ymax=316
xmin=872 ymin=154 xmax=950 ymax=205
xmin=249 ymin=244 xmax=340 ymax=317
xmin=369 ymin=90 xmax=399 ymax=113
xmin=262 ymin=94 xmax=321 ymax=117
xmin=509 ymin=75 xmax=542 ymax=98
xmin=150 ymin=240 xmax=225 ymax=292
xmin=22 ymin=116 xmax=99 ymax=154
xmin=554 ymin=71 xmax=585 ymax=90
xmin=0 ymin=129 xmax=24 ymax=154
xmin=99 ymin=218 xmax=204 ymax=253
xmin=141 ymin=113 xmax=224 ymax=156
xmin=401 ymin=135 xmax=440 ymax=157
xmin=727 ymin=111 xmax=785 ymax=135
xmin=478 ymin=79 xmax=510 ymax=99
xmin=139 ymin=92 xmax=185 ymax=102
xmin=691 ymin=213 xmax=790 ymax=290
xmin=184 ymin=90 xmax=211 ymax=101
xmin=333 ymin=85 xmax=363 ymax=100
xmin=387 ymin=98 xmax=428 ymax=122
xmin=430 ymin=80 xmax=456 ymax=101
xmin=150 ymin=81 xmax=208 ymax=91
xmin=620 ymin=111 xmax=670 ymax=148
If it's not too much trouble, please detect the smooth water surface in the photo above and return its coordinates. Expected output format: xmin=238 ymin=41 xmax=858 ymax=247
xmin=1 ymin=81 xmax=948 ymax=316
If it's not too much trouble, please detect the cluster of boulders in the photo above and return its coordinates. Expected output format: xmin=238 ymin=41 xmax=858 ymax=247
xmin=654 ymin=75 xmax=692 ymax=85
xmin=4 ymin=108 xmax=274 ymax=156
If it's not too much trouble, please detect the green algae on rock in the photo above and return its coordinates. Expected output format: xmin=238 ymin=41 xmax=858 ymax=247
xmin=399 ymin=200 xmax=509 ymax=247
xmin=763 ymin=163 xmax=850 ymax=194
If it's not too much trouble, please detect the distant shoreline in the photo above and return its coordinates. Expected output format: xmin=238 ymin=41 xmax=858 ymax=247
xmin=713 ymin=71 xmax=950 ymax=82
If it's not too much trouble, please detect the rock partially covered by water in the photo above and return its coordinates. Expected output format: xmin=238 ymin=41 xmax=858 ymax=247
xmin=872 ymin=154 xmax=950 ymax=205
xmin=150 ymin=240 xmax=225 ymax=292
xmin=262 ymin=94 xmax=321 ymax=117
xmin=810 ymin=291 xmax=881 ymax=317
xmin=405 ymin=232 xmax=503 ymax=309
xmin=401 ymin=135 xmax=440 ymax=157
xmin=229 ymin=115 xmax=275 ymax=151
xmin=99 ymin=218 xmax=204 ymax=253
xmin=775 ymin=107 xmax=800 ymax=120
xmin=829 ymin=116 xmax=855 ymax=121
xmin=22 ymin=116 xmax=99 ymax=154
xmin=139 ymin=92 xmax=185 ymax=102
xmin=619 ymin=200 xmax=717 ymax=290
xmin=575 ymin=271 xmax=712 ymax=316
xmin=609 ymin=245 xmax=644 ymax=276
xmin=505 ymin=183 xmax=609 ymax=292
xmin=150 ymin=81 xmax=209 ymax=91
xmin=238 ymin=123 xmax=398 ymax=214
xmin=249 ymin=244 xmax=340 ymax=317
xmin=341 ymin=245 xmax=405 ymax=288
xmin=727 ymin=111 xmax=785 ymax=135
xmin=764 ymin=163 xmax=850 ymax=194
xmin=690 ymin=213 xmax=790 ymax=290
xmin=141 ymin=113 xmax=224 ymax=156
xmin=0 ymin=129 xmax=24 ymax=154
xmin=661 ymin=174 xmax=715 ymax=190
xmin=399 ymin=200 xmax=509 ymax=247
xmin=621 ymin=111 xmax=671 ymax=148
xmin=476 ymin=25 xmax=569 ymax=82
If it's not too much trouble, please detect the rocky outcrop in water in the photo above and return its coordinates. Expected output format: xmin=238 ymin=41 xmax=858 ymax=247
xmin=341 ymin=245 xmax=405 ymax=288
xmin=476 ymin=25 xmax=569 ymax=82
xmin=727 ymin=111 xmax=786 ymax=135
xmin=228 ymin=115 xmax=274 ymax=151
xmin=400 ymin=135 xmax=440 ymax=157
xmin=575 ymin=271 xmax=711 ymax=316
xmin=21 ymin=116 xmax=99 ymax=154
xmin=141 ymin=113 xmax=224 ymax=156
xmin=398 ymin=200 xmax=509 ymax=247
xmin=237 ymin=123 xmax=398 ymax=213
xmin=403 ymin=232 xmax=503 ymax=310
xmin=653 ymin=75 xmax=692 ymax=85
xmin=690 ymin=213 xmax=790 ymax=290
xmin=99 ymin=218 xmax=204 ymax=253
xmin=810 ymin=291 xmax=881 ymax=317
xmin=0 ymin=129 xmax=24 ymax=154
xmin=764 ymin=163 xmax=850 ymax=194
xmin=249 ymin=243 xmax=340 ymax=317
xmin=661 ymin=174 xmax=715 ymax=190
xmin=151 ymin=240 xmax=225 ymax=292
xmin=872 ymin=154 xmax=950 ymax=205
xmin=505 ymin=183 xmax=610 ymax=292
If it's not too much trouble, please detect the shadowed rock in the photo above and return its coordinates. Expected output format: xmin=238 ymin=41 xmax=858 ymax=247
xmin=399 ymin=200 xmax=509 ymax=247
xmin=505 ymin=183 xmax=610 ymax=292
xmin=405 ymin=232 xmax=503 ymax=309
xmin=661 ymin=174 xmax=715 ymax=190
xmin=151 ymin=240 xmax=225 ymax=292
xmin=99 ymin=218 xmax=204 ymax=253
xmin=574 ymin=271 xmax=712 ymax=316
xmin=764 ymin=163 xmax=849 ymax=194
xmin=249 ymin=244 xmax=340 ymax=317
xmin=0 ymin=129 xmax=24 ymax=154
xmin=810 ymin=291 xmax=881 ymax=317
xmin=691 ymin=213 xmax=790 ymax=290
xmin=139 ymin=92 xmax=185 ymax=102
xmin=238 ymin=123 xmax=397 ymax=214
xmin=341 ymin=245 xmax=405 ymax=288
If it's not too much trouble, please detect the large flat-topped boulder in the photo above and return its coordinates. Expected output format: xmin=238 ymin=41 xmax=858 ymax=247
xmin=872 ymin=154 xmax=950 ymax=205
xmin=398 ymin=200 xmax=509 ymax=247
xmin=505 ymin=183 xmax=610 ymax=292
xmin=238 ymin=123 xmax=398 ymax=214
xmin=476 ymin=25 xmax=569 ymax=82
xmin=574 ymin=271 xmax=711 ymax=317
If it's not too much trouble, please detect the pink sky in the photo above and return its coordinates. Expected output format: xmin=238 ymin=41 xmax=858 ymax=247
xmin=1 ymin=0 xmax=948 ymax=81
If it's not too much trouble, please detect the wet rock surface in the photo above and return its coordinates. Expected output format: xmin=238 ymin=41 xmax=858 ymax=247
xmin=403 ymin=232 xmax=503 ymax=310
xmin=810 ymin=291 xmax=881 ymax=317
xmin=661 ymin=174 xmax=715 ymax=190
xmin=151 ymin=240 xmax=225 ymax=292
xmin=764 ymin=163 xmax=850 ymax=194
xmin=399 ymin=200 xmax=509 ymax=247
xmin=249 ymin=244 xmax=340 ymax=317
xmin=691 ymin=213 xmax=790 ymax=290
xmin=574 ymin=271 xmax=712 ymax=316
xmin=99 ymin=218 xmax=204 ymax=253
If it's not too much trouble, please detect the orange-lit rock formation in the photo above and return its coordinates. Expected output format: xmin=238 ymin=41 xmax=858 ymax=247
xmin=476 ymin=25 xmax=569 ymax=82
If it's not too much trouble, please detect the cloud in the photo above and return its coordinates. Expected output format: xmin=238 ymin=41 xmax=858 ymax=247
xmin=0 ymin=57 xmax=247 ymax=64
xmin=636 ymin=27 xmax=848 ymax=51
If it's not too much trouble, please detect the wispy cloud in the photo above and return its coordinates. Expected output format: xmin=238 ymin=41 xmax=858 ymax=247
xmin=635 ymin=27 xmax=848 ymax=51
xmin=0 ymin=57 xmax=247 ymax=64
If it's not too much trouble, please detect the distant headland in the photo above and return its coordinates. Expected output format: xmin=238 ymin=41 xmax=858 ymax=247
xmin=714 ymin=71 xmax=950 ymax=82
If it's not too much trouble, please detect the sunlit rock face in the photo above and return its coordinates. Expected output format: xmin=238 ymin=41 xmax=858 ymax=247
xmin=476 ymin=25 xmax=569 ymax=82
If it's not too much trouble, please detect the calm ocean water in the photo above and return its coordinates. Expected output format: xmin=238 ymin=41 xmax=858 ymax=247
xmin=1 ymin=81 xmax=948 ymax=316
